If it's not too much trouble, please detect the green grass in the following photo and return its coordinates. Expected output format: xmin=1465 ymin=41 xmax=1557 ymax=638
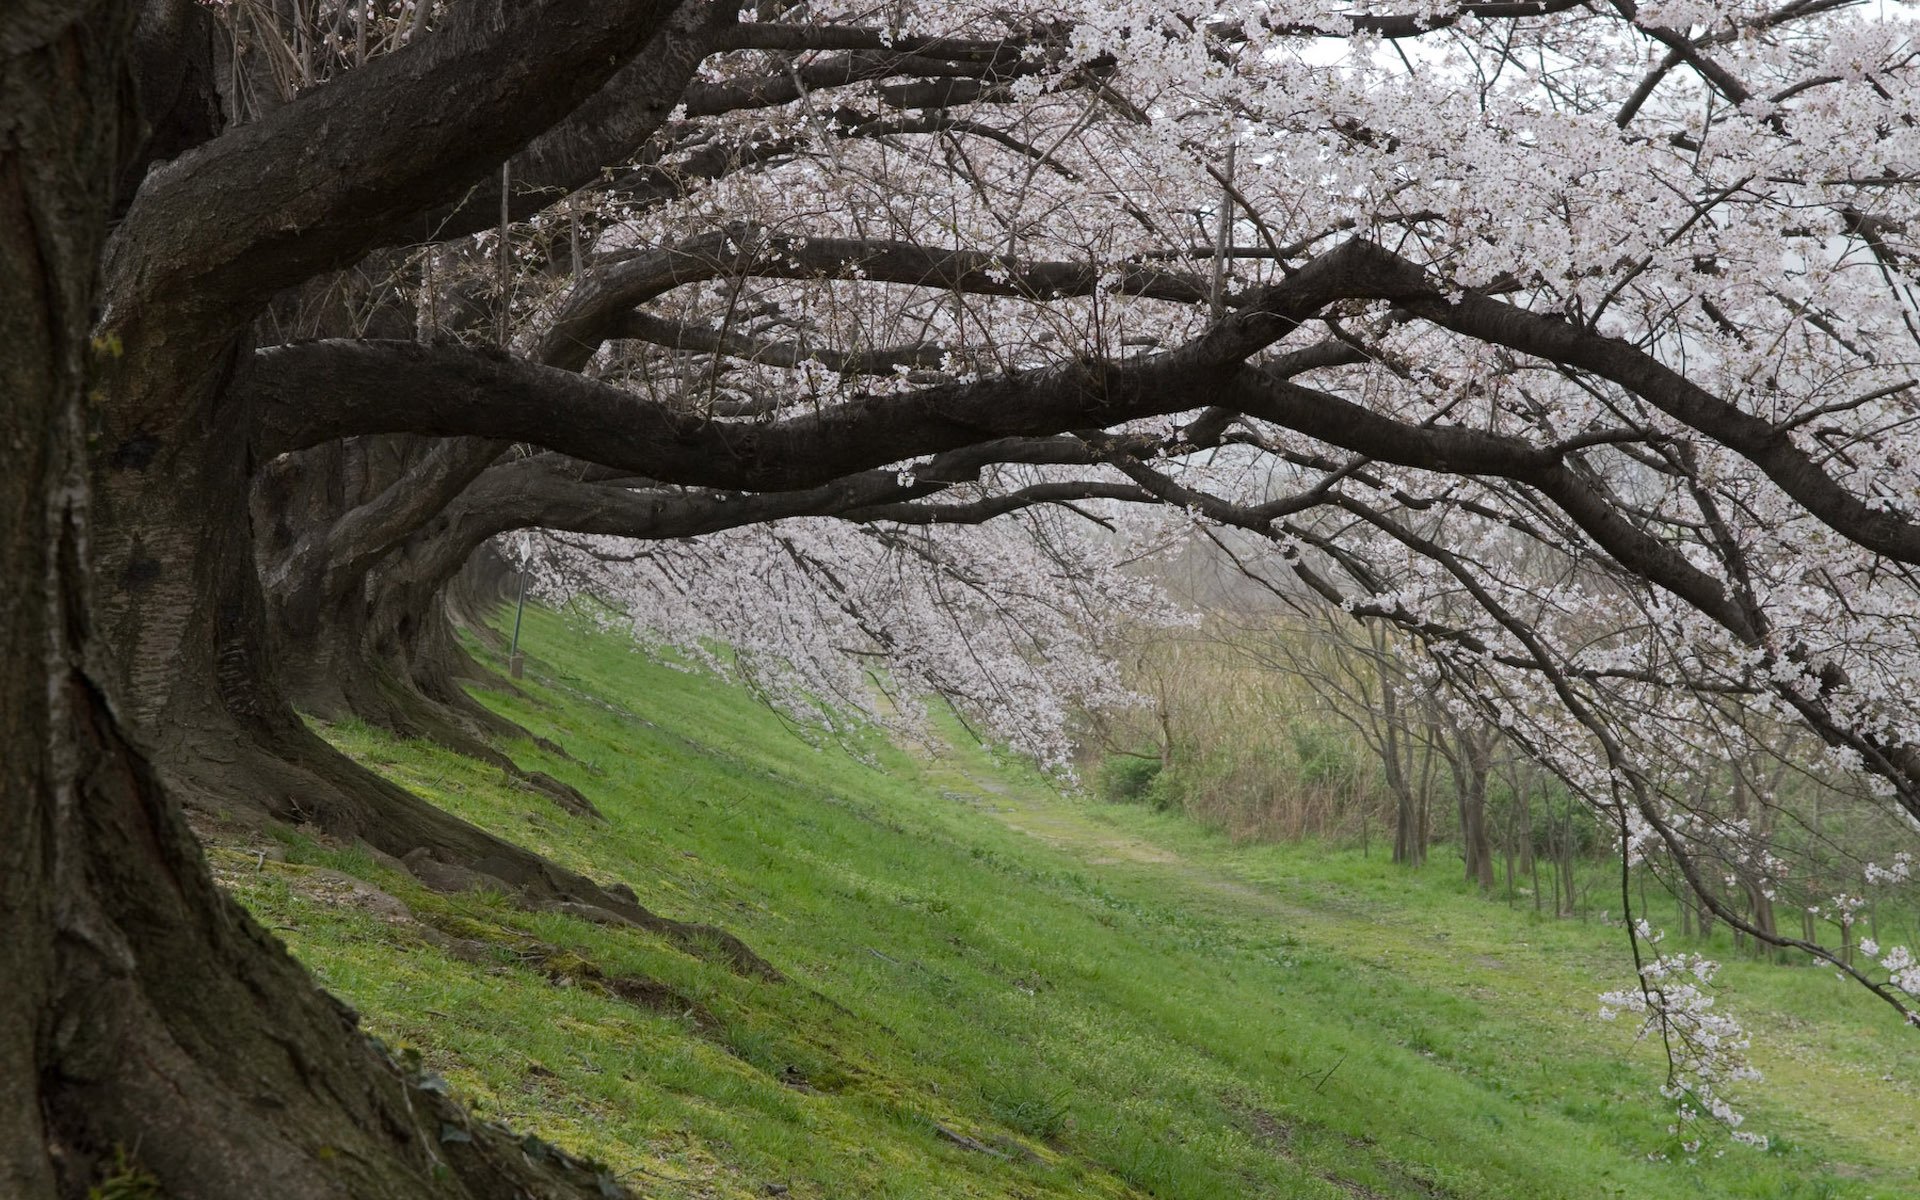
xmin=210 ymin=606 xmax=1920 ymax=1199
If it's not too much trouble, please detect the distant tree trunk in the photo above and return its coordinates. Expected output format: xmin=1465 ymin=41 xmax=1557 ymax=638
xmin=1416 ymin=727 xmax=1435 ymax=865
xmin=1447 ymin=724 xmax=1497 ymax=890
xmin=1562 ymin=841 xmax=1577 ymax=918
xmin=1727 ymin=753 xmax=1785 ymax=960
xmin=1381 ymin=671 xmax=1420 ymax=866
xmin=1558 ymin=801 xmax=1577 ymax=917
xmin=1503 ymin=817 xmax=1516 ymax=907
xmin=1156 ymin=698 xmax=1176 ymax=772
xmin=1531 ymin=828 xmax=1543 ymax=914
xmin=1497 ymin=761 xmax=1528 ymax=906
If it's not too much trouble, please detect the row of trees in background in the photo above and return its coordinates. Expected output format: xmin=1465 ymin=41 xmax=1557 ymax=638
xmin=1090 ymin=578 xmax=1920 ymax=970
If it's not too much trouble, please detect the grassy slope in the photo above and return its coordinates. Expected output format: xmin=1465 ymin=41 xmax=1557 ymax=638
xmin=209 ymin=608 xmax=1920 ymax=1199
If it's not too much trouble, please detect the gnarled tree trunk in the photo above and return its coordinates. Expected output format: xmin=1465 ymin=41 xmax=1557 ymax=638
xmin=0 ymin=11 xmax=653 ymax=1196
xmin=253 ymin=432 xmax=599 ymax=813
xmin=83 ymin=0 xmax=704 ymax=869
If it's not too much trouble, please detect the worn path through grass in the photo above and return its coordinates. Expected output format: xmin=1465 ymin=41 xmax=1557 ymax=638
xmin=963 ymin=759 xmax=1920 ymax=1190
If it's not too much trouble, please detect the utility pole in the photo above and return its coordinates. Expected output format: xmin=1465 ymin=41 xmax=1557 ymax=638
xmin=502 ymin=167 xmax=526 ymax=679
xmin=508 ymin=531 xmax=529 ymax=679
xmin=497 ymin=162 xmax=512 ymax=347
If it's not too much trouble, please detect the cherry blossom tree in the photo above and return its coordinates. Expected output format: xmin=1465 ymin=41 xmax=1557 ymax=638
xmin=11 ymin=0 xmax=1920 ymax=1191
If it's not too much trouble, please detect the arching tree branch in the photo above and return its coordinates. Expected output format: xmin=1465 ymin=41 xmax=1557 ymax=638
xmin=104 ymin=0 xmax=685 ymax=332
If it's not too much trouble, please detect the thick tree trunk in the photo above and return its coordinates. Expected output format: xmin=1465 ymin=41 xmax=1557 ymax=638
xmin=0 ymin=12 xmax=672 ymax=1197
xmin=259 ymin=461 xmax=599 ymax=813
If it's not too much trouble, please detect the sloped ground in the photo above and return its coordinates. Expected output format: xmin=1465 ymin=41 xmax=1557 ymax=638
xmin=205 ymin=607 xmax=1918 ymax=1199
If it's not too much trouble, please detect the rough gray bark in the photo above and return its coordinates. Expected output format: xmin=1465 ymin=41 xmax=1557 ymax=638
xmin=250 ymin=434 xmax=600 ymax=812
xmin=0 ymin=8 xmax=685 ymax=1197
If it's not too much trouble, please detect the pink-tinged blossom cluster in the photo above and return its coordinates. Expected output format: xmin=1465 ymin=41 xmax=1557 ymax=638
xmin=521 ymin=504 xmax=1192 ymax=771
xmin=1600 ymin=932 xmax=1767 ymax=1152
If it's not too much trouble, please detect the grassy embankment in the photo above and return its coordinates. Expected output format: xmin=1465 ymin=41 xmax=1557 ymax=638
xmin=205 ymin=607 xmax=1920 ymax=1199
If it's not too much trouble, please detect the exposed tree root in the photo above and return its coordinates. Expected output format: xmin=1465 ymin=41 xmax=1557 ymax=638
xmin=36 ymin=674 xmax=644 ymax=1200
xmin=162 ymin=699 xmax=780 ymax=982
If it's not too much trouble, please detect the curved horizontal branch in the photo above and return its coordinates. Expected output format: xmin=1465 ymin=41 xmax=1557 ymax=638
xmin=1265 ymin=1 xmax=1588 ymax=39
xmin=681 ymin=45 xmax=1039 ymax=118
xmin=252 ymin=242 xmax=1370 ymax=483
xmin=447 ymin=22 xmax=1060 ymax=234
xmin=837 ymin=480 xmax=1148 ymax=524
xmin=1192 ymin=367 xmax=1763 ymax=641
xmin=241 ymin=335 xmax=1210 ymax=489
xmin=714 ymin=25 xmax=1025 ymax=59
xmin=542 ymin=226 xmax=1219 ymax=371
xmin=403 ymin=436 xmax=1131 ymax=590
xmin=1323 ymin=240 xmax=1920 ymax=567
xmin=404 ymin=1 xmax=735 ymax=242
xmin=611 ymin=309 xmax=948 ymax=377
xmin=1096 ymin=382 xmax=1920 ymax=820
